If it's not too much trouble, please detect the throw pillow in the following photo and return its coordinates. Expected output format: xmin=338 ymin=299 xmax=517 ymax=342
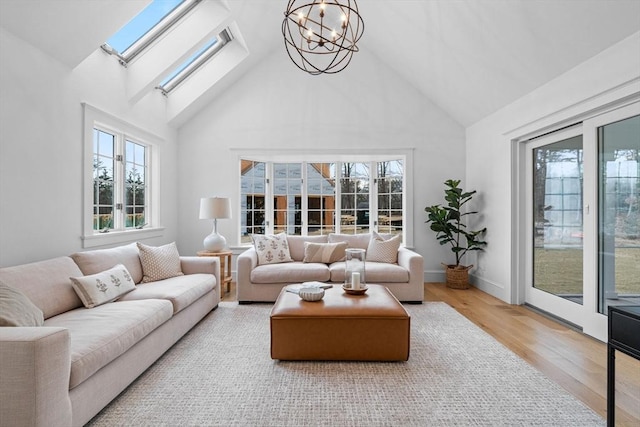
xmin=137 ymin=242 xmax=184 ymax=283
xmin=70 ymin=264 xmax=136 ymax=308
xmin=252 ymin=233 xmax=293 ymax=265
xmin=366 ymin=231 xmax=402 ymax=263
xmin=0 ymin=282 xmax=44 ymax=326
xmin=303 ymin=242 xmax=348 ymax=264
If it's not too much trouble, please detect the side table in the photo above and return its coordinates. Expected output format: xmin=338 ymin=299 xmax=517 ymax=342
xmin=607 ymin=305 xmax=640 ymax=426
xmin=197 ymin=250 xmax=233 ymax=299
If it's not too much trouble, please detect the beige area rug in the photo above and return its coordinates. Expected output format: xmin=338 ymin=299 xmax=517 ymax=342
xmin=87 ymin=302 xmax=604 ymax=426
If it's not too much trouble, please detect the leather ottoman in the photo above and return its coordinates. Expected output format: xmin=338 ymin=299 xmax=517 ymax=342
xmin=270 ymin=284 xmax=410 ymax=361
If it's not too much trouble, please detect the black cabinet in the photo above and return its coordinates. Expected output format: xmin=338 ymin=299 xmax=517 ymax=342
xmin=607 ymin=305 xmax=640 ymax=426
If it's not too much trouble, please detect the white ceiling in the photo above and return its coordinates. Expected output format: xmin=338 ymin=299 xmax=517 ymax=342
xmin=1 ymin=0 xmax=639 ymax=127
xmin=0 ymin=0 xmax=149 ymax=68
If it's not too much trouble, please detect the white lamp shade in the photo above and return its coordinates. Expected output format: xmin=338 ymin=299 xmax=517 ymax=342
xmin=199 ymin=197 xmax=231 ymax=219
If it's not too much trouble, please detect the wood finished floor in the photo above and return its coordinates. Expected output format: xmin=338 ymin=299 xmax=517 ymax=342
xmin=222 ymin=282 xmax=640 ymax=425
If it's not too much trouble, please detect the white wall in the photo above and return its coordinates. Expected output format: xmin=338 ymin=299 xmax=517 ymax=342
xmin=466 ymin=32 xmax=640 ymax=303
xmin=176 ymin=47 xmax=466 ymax=277
xmin=0 ymin=28 xmax=179 ymax=267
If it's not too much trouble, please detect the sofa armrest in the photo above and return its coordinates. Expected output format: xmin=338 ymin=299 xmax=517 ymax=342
xmin=0 ymin=327 xmax=72 ymax=427
xmin=398 ymin=247 xmax=424 ymax=280
xmin=237 ymin=247 xmax=258 ymax=272
xmin=236 ymin=247 xmax=258 ymax=292
xmin=180 ymin=256 xmax=220 ymax=288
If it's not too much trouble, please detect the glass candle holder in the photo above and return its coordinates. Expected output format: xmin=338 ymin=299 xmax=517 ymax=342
xmin=345 ymin=248 xmax=366 ymax=289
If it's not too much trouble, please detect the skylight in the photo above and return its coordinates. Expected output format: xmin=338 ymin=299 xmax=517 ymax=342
xmin=157 ymin=29 xmax=233 ymax=95
xmin=102 ymin=0 xmax=201 ymax=63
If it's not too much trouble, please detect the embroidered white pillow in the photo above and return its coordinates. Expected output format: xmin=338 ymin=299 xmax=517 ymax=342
xmin=70 ymin=264 xmax=136 ymax=308
xmin=137 ymin=242 xmax=184 ymax=283
xmin=303 ymin=242 xmax=347 ymax=264
xmin=366 ymin=232 xmax=401 ymax=263
xmin=252 ymin=233 xmax=293 ymax=265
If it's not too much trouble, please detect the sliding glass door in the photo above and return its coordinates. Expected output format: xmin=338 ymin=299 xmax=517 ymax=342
xmin=526 ymin=126 xmax=585 ymax=326
xmin=597 ymin=114 xmax=640 ymax=315
xmin=524 ymin=102 xmax=639 ymax=341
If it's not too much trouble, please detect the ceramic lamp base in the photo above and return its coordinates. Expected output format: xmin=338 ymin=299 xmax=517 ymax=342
xmin=203 ymin=232 xmax=226 ymax=252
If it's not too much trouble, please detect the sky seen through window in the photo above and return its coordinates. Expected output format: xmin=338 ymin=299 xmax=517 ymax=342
xmin=106 ymin=0 xmax=184 ymax=54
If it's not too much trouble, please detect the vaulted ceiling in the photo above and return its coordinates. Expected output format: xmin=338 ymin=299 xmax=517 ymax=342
xmin=1 ymin=0 xmax=638 ymax=127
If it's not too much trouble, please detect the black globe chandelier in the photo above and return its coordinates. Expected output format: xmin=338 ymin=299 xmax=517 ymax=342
xmin=282 ymin=0 xmax=364 ymax=75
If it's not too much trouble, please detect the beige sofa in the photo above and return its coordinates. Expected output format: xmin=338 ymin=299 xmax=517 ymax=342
xmin=0 ymin=243 xmax=220 ymax=427
xmin=237 ymin=234 xmax=424 ymax=303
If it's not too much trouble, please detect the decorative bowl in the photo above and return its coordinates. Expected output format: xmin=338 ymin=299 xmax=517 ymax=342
xmin=298 ymin=287 xmax=325 ymax=302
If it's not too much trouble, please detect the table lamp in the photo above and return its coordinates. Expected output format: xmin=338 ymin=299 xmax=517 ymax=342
xmin=199 ymin=197 xmax=231 ymax=252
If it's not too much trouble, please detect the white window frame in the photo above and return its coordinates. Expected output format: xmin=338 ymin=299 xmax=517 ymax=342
xmin=82 ymin=103 xmax=164 ymax=248
xmin=236 ymin=149 xmax=414 ymax=248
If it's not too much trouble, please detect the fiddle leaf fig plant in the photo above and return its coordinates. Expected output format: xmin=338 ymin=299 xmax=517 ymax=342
xmin=425 ymin=179 xmax=487 ymax=267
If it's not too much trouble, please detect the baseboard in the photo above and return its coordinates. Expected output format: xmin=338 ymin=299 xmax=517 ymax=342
xmin=470 ymin=273 xmax=507 ymax=301
xmin=423 ymin=269 xmax=509 ymax=303
xmin=424 ymin=270 xmax=445 ymax=283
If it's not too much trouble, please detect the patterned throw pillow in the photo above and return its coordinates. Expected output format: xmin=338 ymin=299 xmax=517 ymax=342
xmin=0 ymin=282 xmax=44 ymax=326
xmin=137 ymin=242 xmax=184 ymax=283
xmin=70 ymin=264 xmax=136 ymax=308
xmin=366 ymin=231 xmax=402 ymax=263
xmin=303 ymin=242 xmax=348 ymax=264
xmin=252 ymin=233 xmax=293 ymax=265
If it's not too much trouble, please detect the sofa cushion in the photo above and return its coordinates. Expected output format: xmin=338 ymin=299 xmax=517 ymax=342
xmin=70 ymin=264 xmax=136 ymax=308
xmin=0 ymin=257 xmax=83 ymax=320
xmin=251 ymin=262 xmax=330 ymax=284
xmin=287 ymin=235 xmax=328 ymax=261
xmin=329 ymin=261 xmax=409 ymax=283
xmin=45 ymin=299 xmax=173 ymax=389
xmin=367 ymin=232 xmax=402 ymax=263
xmin=0 ymin=282 xmax=44 ymax=326
xmin=137 ymin=242 xmax=184 ymax=283
xmin=71 ymin=243 xmax=144 ymax=284
xmin=252 ymin=233 xmax=293 ymax=265
xmin=303 ymin=241 xmax=347 ymax=264
xmin=118 ymin=274 xmax=215 ymax=314
xmin=328 ymin=233 xmax=371 ymax=250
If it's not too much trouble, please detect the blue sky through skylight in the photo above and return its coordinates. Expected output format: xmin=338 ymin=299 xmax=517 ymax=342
xmin=106 ymin=0 xmax=184 ymax=54
xmin=159 ymin=38 xmax=218 ymax=87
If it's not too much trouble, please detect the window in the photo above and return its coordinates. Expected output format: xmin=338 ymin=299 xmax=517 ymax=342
xmin=102 ymin=0 xmax=199 ymax=64
xmin=82 ymin=104 xmax=163 ymax=248
xmin=93 ymin=129 xmax=149 ymax=232
xmin=376 ymin=160 xmax=404 ymax=234
xmin=157 ymin=29 xmax=233 ymax=95
xmin=307 ymin=163 xmax=336 ymax=236
xmin=240 ymin=160 xmax=267 ymax=237
xmin=101 ymin=0 xmax=233 ymax=96
xmin=340 ymin=162 xmax=370 ymax=234
xmin=273 ymin=163 xmax=303 ymax=235
xmin=240 ymin=158 xmax=407 ymax=244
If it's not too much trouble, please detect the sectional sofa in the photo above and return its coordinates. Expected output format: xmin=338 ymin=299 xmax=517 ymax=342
xmin=0 ymin=242 xmax=220 ymax=427
xmin=237 ymin=233 xmax=424 ymax=303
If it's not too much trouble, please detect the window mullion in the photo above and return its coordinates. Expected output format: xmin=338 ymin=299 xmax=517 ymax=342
xmin=266 ymin=163 xmax=274 ymax=235
xmin=114 ymin=134 xmax=126 ymax=230
xmin=335 ymin=161 xmax=342 ymax=234
xmin=301 ymin=162 xmax=308 ymax=236
xmin=145 ymin=144 xmax=150 ymax=228
xmin=370 ymin=161 xmax=377 ymax=230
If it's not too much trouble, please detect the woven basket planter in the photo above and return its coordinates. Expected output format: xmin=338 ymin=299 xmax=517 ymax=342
xmin=442 ymin=264 xmax=473 ymax=289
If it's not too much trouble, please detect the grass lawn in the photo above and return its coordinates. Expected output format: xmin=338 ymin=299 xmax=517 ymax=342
xmin=534 ymin=247 xmax=640 ymax=295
